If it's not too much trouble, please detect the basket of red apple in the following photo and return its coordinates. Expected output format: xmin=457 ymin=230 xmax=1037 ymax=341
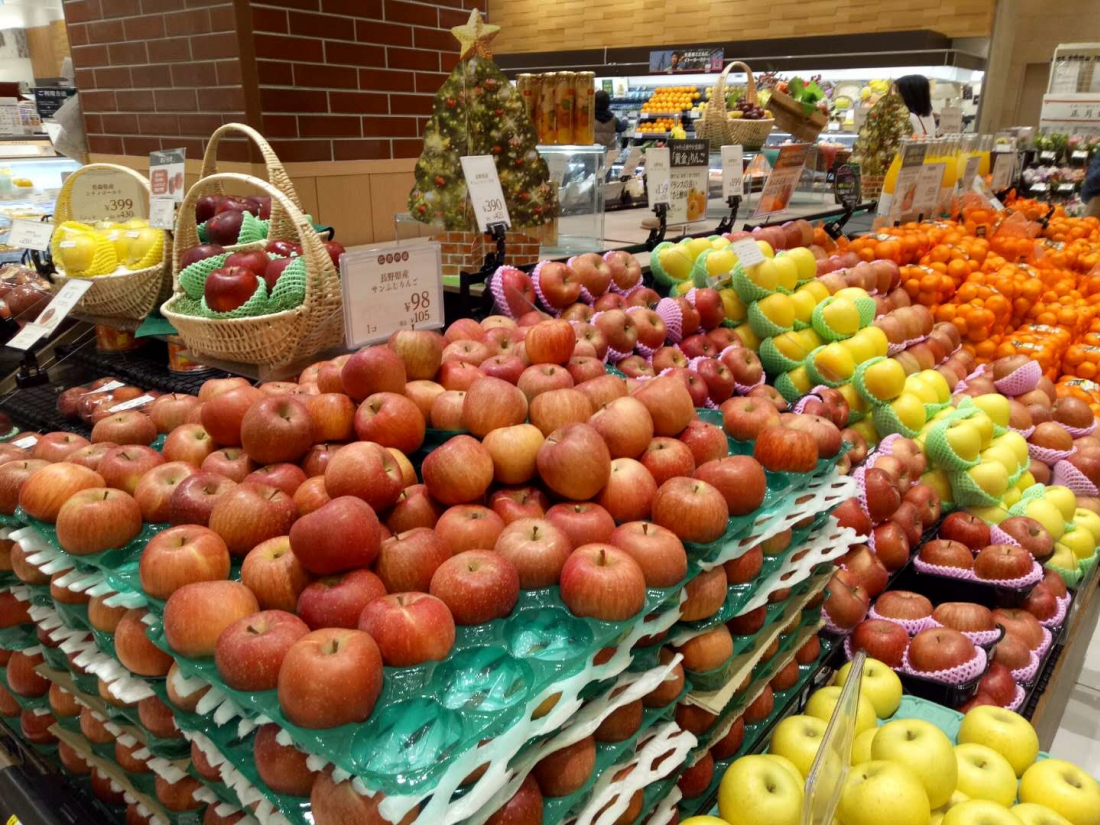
xmin=163 ymin=172 xmax=343 ymax=367
xmin=49 ymin=164 xmax=172 ymax=325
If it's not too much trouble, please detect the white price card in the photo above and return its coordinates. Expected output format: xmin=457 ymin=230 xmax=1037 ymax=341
xmin=341 ymin=242 xmax=444 ymax=349
xmin=991 ymin=151 xmax=1015 ymax=191
xmin=620 ymin=146 xmax=643 ymax=177
xmin=912 ymin=163 xmax=945 ymax=217
xmin=939 ymin=107 xmax=962 ymax=134
xmin=721 ymin=145 xmax=744 ymax=198
xmin=84 ymin=380 xmax=125 ymax=395
xmin=962 ymin=156 xmax=981 ymax=191
xmin=460 ymin=155 xmax=511 ymax=233
xmin=1032 ymin=182 xmax=1048 ymax=192
xmin=6 ymin=323 xmax=48 ymax=351
xmin=732 ymin=238 xmax=765 ymax=268
xmin=1039 ymin=151 xmax=1056 ymax=162
xmin=149 ymin=197 xmax=176 ymax=230
xmin=6 ymin=219 xmax=53 ymax=251
xmin=108 ymin=394 xmax=154 ymax=413
xmin=1073 ymin=150 xmax=1089 ymax=160
xmin=1059 ymin=183 xmax=1076 ymax=192
xmin=12 ymin=435 xmax=37 ymax=450
xmin=35 ymin=279 xmax=93 ymax=336
xmin=69 ymin=167 xmax=147 ymax=223
xmin=149 ymin=148 xmax=186 ymax=203
xmin=645 ymin=147 xmax=670 ymax=207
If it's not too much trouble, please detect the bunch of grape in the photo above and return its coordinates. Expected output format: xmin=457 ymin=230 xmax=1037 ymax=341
xmin=731 ymin=98 xmax=767 ymax=120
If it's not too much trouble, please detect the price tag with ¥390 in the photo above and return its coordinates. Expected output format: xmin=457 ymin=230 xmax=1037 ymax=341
xmin=460 ymin=155 xmax=511 ymax=233
xmin=340 ymin=242 xmax=445 ymax=349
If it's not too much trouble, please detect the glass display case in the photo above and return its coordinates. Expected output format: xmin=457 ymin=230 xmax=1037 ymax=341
xmin=0 ymin=136 xmax=81 ymax=261
xmin=538 ymin=143 xmax=607 ymax=256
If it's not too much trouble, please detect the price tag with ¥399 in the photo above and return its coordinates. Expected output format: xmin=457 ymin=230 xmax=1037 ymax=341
xmin=340 ymin=242 xmax=445 ymax=349
xmin=460 ymin=155 xmax=511 ymax=233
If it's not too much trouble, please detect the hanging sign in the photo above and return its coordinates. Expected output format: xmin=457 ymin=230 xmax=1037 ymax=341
xmin=753 ymin=143 xmax=810 ymax=218
xmin=460 ymin=155 xmax=511 ymax=233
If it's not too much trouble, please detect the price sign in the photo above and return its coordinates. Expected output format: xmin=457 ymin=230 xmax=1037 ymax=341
xmin=84 ymin=380 xmax=125 ymax=395
xmin=962 ymin=156 xmax=981 ymax=191
xmin=1073 ymin=150 xmax=1089 ymax=161
xmin=732 ymin=238 xmax=765 ymax=268
xmin=6 ymin=219 xmax=54 ymax=251
xmin=1039 ymin=151 xmax=1056 ymax=162
xmin=753 ymin=143 xmax=810 ymax=219
xmin=149 ymin=148 xmax=186 ymax=203
xmin=5 ymin=279 xmax=93 ymax=351
xmin=341 ymin=242 xmax=444 ymax=349
xmin=666 ymin=140 xmax=709 ymax=224
xmin=939 ymin=107 xmax=963 ymax=134
xmin=149 ymin=197 xmax=176 ymax=230
xmin=69 ymin=168 xmax=147 ymax=223
xmin=1059 ymin=183 xmax=1076 ymax=192
xmin=1032 ymin=182 xmax=1049 ymax=192
xmin=879 ymin=142 xmax=928 ymax=219
xmin=108 ymin=394 xmax=154 ymax=413
xmin=6 ymin=323 xmax=48 ymax=351
xmin=460 ymin=155 xmax=511 ymax=233
xmin=721 ymin=145 xmax=744 ymax=198
xmin=12 ymin=435 xmax=37 ymax=450
xmin=911 ymin=163 xmax=945 ymax=218
xmin=621 ymin=146 xmax=643 ymax=177
xmin=991 ymin=151 xmax=1015 ymax=191
xmin=834 ymin=164 xmax=862 ymax=210
xmin=645 ymin=147 xmax=671 ymax=207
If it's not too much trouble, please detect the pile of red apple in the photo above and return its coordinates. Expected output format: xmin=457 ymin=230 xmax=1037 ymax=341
xmin=822 ymin=435 xmax=940 ymax=631
xmin=195 ymin=193 xmax=272 ymax=247
xmin=918 ymin=510 xmax=1050 ymax=583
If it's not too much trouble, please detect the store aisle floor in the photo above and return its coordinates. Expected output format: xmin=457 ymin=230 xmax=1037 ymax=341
xmin=1049 ymin=614 xmax=1100 ymax=775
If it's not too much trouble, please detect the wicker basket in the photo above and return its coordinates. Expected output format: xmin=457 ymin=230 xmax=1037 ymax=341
xmin=196 ymin=122 xmax=304 ymax=246
xmin=765 ymin=89 xmax=828 ymax=143
xmin=163 ymin=172 xmax=343 ymax=367
xmin=695 ymin=61 xmax=774 ymax=151
xmin=50 ymin=163 xmax=172 ymax=324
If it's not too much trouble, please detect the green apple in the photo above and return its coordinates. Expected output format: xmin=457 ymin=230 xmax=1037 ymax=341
xmin=718 ymin=754 xmax=803 ymax=825
xmin=954 ymin=743 xmax=1018 ymax=807
xmin=838 ymin=760 xmax=931 ymax=825
xmin=943 ymin=800 xmax=1024 ymax=825
xmin=762 ymin=753 xmax=805 ymax=786
xmin=958 ymin=706 xmax=1039 ymax=777
xmin=806 ymin=686 xmax=877 ymax=734
xmin=836 ymin=658 xmax=904 ymax=718
xmin=1019 ymin=759 xmax=1100 ymax=825
xmin=769 ymin=714 xmax=827 ymax=779
xmin=872 ymin=719 xmax=958 ymax=809
xmin=851 ymin=727 xmax=877 ymax=766
xmin=1011 ymin=803 xmax=1073 ymax=825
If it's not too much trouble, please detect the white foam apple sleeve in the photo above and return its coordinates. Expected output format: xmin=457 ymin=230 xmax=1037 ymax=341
xmin=704 ymin=470 xmax=857 ymax=569
xmin=182 ymin=731 xmax=279 ymax=825
xmin=439 ymin=651 xmax=684 ymax=825
xmin=576 ymin=722 xmax=696 ymax=825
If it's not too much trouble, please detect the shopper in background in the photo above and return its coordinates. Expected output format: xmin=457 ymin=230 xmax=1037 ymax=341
xmin=895 ymin=74 xmax=937 ymax=137
xmin=1082 ymin=150 xmax=1100 ymax=218
xmin=594 ymin=90 xmax=627 ymax=149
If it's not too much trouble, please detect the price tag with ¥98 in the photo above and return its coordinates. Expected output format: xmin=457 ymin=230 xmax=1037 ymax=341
xmin=341 ymin=242 xmax=445 ymax=349
xmin=460 ymin=155 xmax=511 ymax=233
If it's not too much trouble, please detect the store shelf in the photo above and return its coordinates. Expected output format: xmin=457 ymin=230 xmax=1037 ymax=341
xmin=54 ymin=336 xmax=229 ymax=396
xmin=0 ymin=381 xmax=89 ymax=437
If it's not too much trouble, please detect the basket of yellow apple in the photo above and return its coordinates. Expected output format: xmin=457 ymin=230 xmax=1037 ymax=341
xmin=49 ymin=163 xmax=171 ymax=325
xmin=697 ymin=658 xmax=1100 ymax=825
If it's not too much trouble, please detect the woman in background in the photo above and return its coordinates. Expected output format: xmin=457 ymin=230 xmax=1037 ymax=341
xmin=594 ymin=90 xmax=627 ymax=149
xmin=895 ymin=74 xmax=937 ymax=137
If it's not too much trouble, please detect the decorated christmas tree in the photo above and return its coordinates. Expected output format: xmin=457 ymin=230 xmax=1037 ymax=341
xmin=407 ymin=11 xmax=558 ymax=231
xmin=851 ymin=91 xmax=912 ymax=176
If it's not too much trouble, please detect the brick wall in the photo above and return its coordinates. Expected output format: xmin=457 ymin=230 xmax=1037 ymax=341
xmin=62 ymin=0 xmax=250 ymax=161
xmin=248 ymin=0 xmax=484 ymax=163
xmin=488 ymin=0 xmax=995 ymax=54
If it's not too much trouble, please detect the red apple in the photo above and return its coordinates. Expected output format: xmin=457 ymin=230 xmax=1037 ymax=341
xmin=201 ymin=447 xmax=257 ymax=482
xmin=490 ymin=486 xmax=548 ymax=524
xmin=97 ymin=444 xmax=164 ymax=494
xmin=992 ymin=608 xmax=1045 ymax=650
xmin=973 ymin=544 xmax=1034 ymax=581
xmin=939 ymin=511 xmax=991 ymax=550
xmin=242 ymin=535 xmax=313 ymax=612
xmin=493 ymin=518 xmax=573 ymax=588
xmin=908 ymin=627 xmax=976 ymax=672
xmin=324 ymin=441 xmax=403 ymax=510
xmin=823 ymin=569 xmax=869 ymax=629
xmin=289 ymin=495 xmax=380 ymax=575
xmin=537 ymin=423 xmax=611 ymax=501
xmin=358 ymin=592 xmax=456 ymax=667
xmin=559 ymin=544 xmax=646 ymax=621
xmin=997 ymin=516 xmax=1054 ymax=561
xmin=545 ymin=501 xmax=615 ymax=547
xmin=597 ymin=457 xmax=657 ymax=522
xmin=168 ymin=471 xmax=236 ymax=526
xmin=389 ymin=329 xmax=444 ymax=380
xmin=18 ymin=462 xmax=105 ymax=522
xmin=876 ymin=590 xmax=933 ymax=620
xmin=201 ymin=385 xmax=264 ymax=447
xmin=609 ymin=521 xmax=687 ymax=587
xmin=375 ymin=527 xmax=450 ymax=593
xmin=163 ymin=580 xmax=259 ymax=658
xmin=115 ymin=609 xmax=173 ymax=676
xmin=633 ymin=375 xmax=694 ymax=437
xmin=422 ymin=435 xmax=494 ymax=505
xmin=429 ymin=550 xmax=519 ymax=624
xmin=693 ymin=456 xmax=766 ymax=516
xmin=641 ymin=437 xmax=696 ymax=486
xmin=139 ymin=524 xmax=230 ymax=599
xmin=208 ymin=482 xmax=296 ymax=557
xmin=215 ymin=609 xmax=309 ymax=691
xmin=278 ymin=628 xmax=383 ymax=728
xmin=55 ymin=487 xmax=141 ymax=555
xmin=589 ymin=396 xmax=654 ymax=459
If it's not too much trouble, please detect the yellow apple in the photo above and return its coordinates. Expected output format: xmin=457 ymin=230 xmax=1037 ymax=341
xmin=799 ymin=279 xmax=830 ymax=303
xmin=805 ymin=686 xmax=877 ymax=734
xmin=851 ymin=419 xmax=879 ymax=446
xmin=971 ymin=394 xmax=1012 ymax=427
xmin=791 ymin=289 xmax=819 ymax=325
xmin=851 ymin=727 xmax=877 ymax=765
xmin=721 ymin=289 xmax=748 ymax=322
xmin=970 ymin=412 xmax=995 ymax=449
xmin=943 ymin=800 xmax=1024 ymax=825
xmin=1023 ymin=499 xmax=1066 ymax=540
xmin=838 ymin=383 xmax=869 ymax=416
xmin=920 ymin=370 xmax=951 ymax=403
xmin=123 ymin=219 xmax=148 ymax=230
xmin=773 ymin=331 xmax=813 ymax=361
xmin=732 ymin=324 xmax=761 ymax=351
xmin=711 ymin=235 xmax=732 ymax=250
xmin=758 ymin=293 xmax=796 ymax=328
xmin=834 ymin=658 xmax=902 ymax=718
xmin=772 ymin=256 xmax=799 ymax=291
xmin=1011 ymin=803 xmax=1074 ymax=825
xmin=943 ymin=420 xmax=983 ymax=461
xmin=834 ymin=287 xmax=871 ymax=302
xmin=838 ymin=761 xmax=932 ymax=825
xmin=675 ymin=279 xmax=695 ymax=295
xmin=922 ymin=468 xmax=954 ymax=504
xmin=1059 ymin=528 xmax=1095 ymax=561
xmin=873 ymin=719 xmax=958 ymax=809
xmin=965 ymin=462 xmax=1009 ymax=500
xmin=719 ymin=755 xmax=802 ymax=825
xmin=958 ymin=706 xmax=1039 ymax=778
xmin=841 ymin=330 xmax=879 ymax=364
xmin=685 ymin=237 xmax=712 ymax=261
xmin=856 ymin=326 xmax=890 ymax=359
xmin=705 ymin=248 xmax=738 ymax=276
xmin=105 ymin=230 xmax=129 ymax=261
xmin=821 ymin=297 xmax=862 ymax=336
xmin=1072 ymin=508 xmax=1100 ymax=545
xmin=756 ymin=239 xmax=775 ymax=258
xmin=58 ymin=234 xmax=98 ymax=273
xmin=862 ymin=358 xmax=907 ymax=402
xmin=891 ymin=393 xmax=928 ymax=432
xmin=762 ymin=753 xmax=805 ymax=786
xmin=769 ymin=715 xmax=826 ymax=779
xmin=954 ymin=743 xmax=1018 ymax=807
xmin=799 ymin=327 xmax=825 ymax=349
xmin=124 ymin=227 xmax=162 ymax=267
xmin=815 ymin=343 xmax=857 ymax=383
xmin=1003 ymin=487 xmax=1023 ymax=508
xmin=748 ymin=259 xmax=780 ymax=292
xmin=1021 ymin=759 xmax=1100 ymax=825
xmin=783 ymin=247 xmax=817 ymax=281
xmin=981 ymin=445 xmax=1020 ymax=477
xmin=658 ymin=245 xmax=694 ymax=280
xmin=996 ymin=431 xmax=1031 ymax=467
xmin=1042 ymin=486 xmax=1077 ymax=522
xmin=1016 ymin=471 xmax=1037 ymax=492
xmin=683 ymin=818 xmax=732 ymax=825
xmin=905 ymin=375 xmax=942 ymax=405
xmin=1049 ymin=546 xmax=1077 ymax=571
xmin=971 ymin=504 xmax=1011 ymax=525
xmin=785 ymin=366 xmax=812 ymax=395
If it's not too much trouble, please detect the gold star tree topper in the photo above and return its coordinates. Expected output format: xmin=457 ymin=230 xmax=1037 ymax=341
xmin=451 ymin=10 xmax=500 ymax=59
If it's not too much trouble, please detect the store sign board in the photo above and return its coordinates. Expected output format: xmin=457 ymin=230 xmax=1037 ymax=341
xmin=341 ymin=242 xmax=444 ymax=349
xmin=667 ymin=140 xmax=709 ymax=224
xmin=6 ymin=219 xmax=53 ymax=251
xmin=32 ymin=87 xmax=76 ymax=121
xmin=878 ymin=142 xmax=928 ymax=220
xmin=1040 ymin=94 xmax=1100 ymax=135
xmin=721 ymin=144 xmax=744 ymax=198
xmin=648 ymin=48 xmax=724 ymax=74
xmin=459 ymin=155 xmax=511 ymax=233
xmin=69 ymin=168 xmax=147 ymax=223
xmin=645 ymin=147 xmax=670 ymax=207
xmin=753 ymin=143 xmax=810 ymax=219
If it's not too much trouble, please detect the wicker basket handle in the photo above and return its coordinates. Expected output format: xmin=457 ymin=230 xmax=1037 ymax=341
xmin=200 ymin=123 xmax=300 ymax=200
xmin=708 ymin=62 xmax=736 ymax=121
xmin=173 ymin=171 xmax=335 ymax=308
xmin=53 ymin=163 xmax=151 ymax=225
xmin=728 ymin=62 xmax=758 ymax=105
